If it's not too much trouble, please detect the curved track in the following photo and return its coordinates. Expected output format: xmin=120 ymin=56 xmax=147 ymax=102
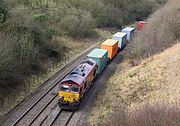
xmin=12 ymin=70 xmax=73 ymax=126
xmin=7 ymin=42 xmax=102 ymax=126
xmin=11 ymin=59 xmax=81 ymax=126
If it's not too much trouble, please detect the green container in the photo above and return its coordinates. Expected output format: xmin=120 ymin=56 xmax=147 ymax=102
xmin=87 ymin=48 xmax=108 ymax=75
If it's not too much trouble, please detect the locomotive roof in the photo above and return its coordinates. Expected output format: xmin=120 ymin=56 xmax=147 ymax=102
xmin=113 ymin=32 xmax=127 ymax=38
xmin=138 ymin=21 xmax=147 ymax=24
xmin=122 ymin=27 xmax=135 ymax=32
xmin=60 ymin=58 xmax=96 ymax=85
xmin=87 ymin=48 xmax=107 ymax=58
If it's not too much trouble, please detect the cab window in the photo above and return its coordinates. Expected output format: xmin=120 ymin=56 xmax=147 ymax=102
xmin=70 ymin=85 xmax=79 ymax=93
xmin=60 ymin=85 xmax=69 ymax=92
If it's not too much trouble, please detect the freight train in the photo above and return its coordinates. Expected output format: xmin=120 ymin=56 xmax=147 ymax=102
xmin=58 ymin=21 xmax=146 ymax=110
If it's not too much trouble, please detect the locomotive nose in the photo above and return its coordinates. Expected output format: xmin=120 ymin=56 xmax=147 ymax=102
xmin=58 ymin=91 xmax=79 ymax=103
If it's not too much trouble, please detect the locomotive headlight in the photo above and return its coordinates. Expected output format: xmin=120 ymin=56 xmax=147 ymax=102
xmin=74 ymin=98 xmax=79 ymax=102
xmin=59 ymin=96 xmax=63 ymax=99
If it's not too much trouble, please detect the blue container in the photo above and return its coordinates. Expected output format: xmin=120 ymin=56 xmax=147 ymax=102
xmin=112 ymin=32 xmax=127 ymax=49
xmin=121 ymin=27 xmax=135 ymax=41
xmin=87 ymin=48 xmax=108 ymax=75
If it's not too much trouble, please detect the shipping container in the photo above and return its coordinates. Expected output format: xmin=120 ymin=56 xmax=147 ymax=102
xmin=112 ymin=32 xmax=127 ymax=49
xmin=100 ymin=39 xmax=118 ymax=60
xmin=121 ymin=27 xmax=135 ymax=41
xmin=87 ymin=48 xmax=108 ymax=75
xmin=137 ymin=21 xmax=147 ymax=30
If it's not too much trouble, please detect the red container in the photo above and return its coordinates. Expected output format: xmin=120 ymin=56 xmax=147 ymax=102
xmin=137 ymin=21 xmax=147 ymax=30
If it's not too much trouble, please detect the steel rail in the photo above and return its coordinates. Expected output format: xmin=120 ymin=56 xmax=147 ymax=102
xmin=11 ymin=41 xmax=102 ymax=126
xmin=12 ymin=86 xmax=58 ymax=126
xmin=64 ymin=111 xmax=76 ymax=126
xmin=48 ymin=109 xmax=63 ymax=126
xmin=28 ymin=94 xmax=58 ymax=126
xmin=12 ymin=61 xmax=78 ymax=126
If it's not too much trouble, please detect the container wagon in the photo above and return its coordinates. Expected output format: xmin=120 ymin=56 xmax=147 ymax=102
xmin=137 ymin=21 xmax=147 ymax=31
xmin=112 ymin=32 xmax=127 ymax=49
xmin=121 ymin=27 xmax=136 ymax=41
xmin=87 ymin=48 xmax=108 ymax=75
xmin=100 ymin=39 xmax=118 ymax=62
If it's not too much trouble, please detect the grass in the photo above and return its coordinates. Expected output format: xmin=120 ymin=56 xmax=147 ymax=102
xmin=126 ymin=0 xmax=180 ymax=60
xmin=105 ymin=102 xmax=180 ymax=126
xmin=87 ymin=2 xmax=180 ymax=125
xmin=0 ymin=28 xmax=115 ymax=117
xmin=88 ymin=42 xmax=180 ymax=125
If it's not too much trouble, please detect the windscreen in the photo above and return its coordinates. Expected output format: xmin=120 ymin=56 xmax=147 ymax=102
xmin=60 ymin=84 xmax=79 ymax=93
xmin=70 ymin=85 xmax=79 ymax=93
xmin=60 ymin=85 xmax=69 ymax=92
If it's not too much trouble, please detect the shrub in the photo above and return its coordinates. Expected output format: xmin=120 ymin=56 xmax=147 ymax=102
xmin=105 ymin=104 xmax=127 ymax=126
xmin=60 ymin=8 xmax=96 ymax=38
xmin=0 ymin=4 xmax=7 ymax=23
xmin=126 ymin=0 xmax=180 ymax=60
xmin=127 ymin=102 xmax=180 ymax=126
xmin=32 ymin=13 xmax=48 ymax=23
xmin=0 ymin=5 xmax=65 ymax=87
xmin=105 ymin=102 xmax=180 ymax=126
xmin=0 ymin=32 xmax=25 ymax=87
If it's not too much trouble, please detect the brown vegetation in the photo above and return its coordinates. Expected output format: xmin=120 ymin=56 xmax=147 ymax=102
xmin=89 ymin=41 xmax=180 ymax=126
xmin=105 ymin=102 xmax=180 ymax=126
xmin=127 ymin=0 xmax=180 ymax=60
xmin=88 ymin=0 xmax=180 ymax=125
xmin=0 ymin=0 xmax=165 ymax=116
xmin=0 ymin=0 xmax=165 ymax=89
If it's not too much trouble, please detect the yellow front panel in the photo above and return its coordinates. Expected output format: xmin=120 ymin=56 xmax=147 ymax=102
xmin=58 ymin=91 xmax=80 ymax=103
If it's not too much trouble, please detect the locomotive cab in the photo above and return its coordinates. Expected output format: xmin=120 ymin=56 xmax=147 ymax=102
xmin=58 ymin=58 xmax=97 ymax=110
xmin=59 ymin=82 xmax=80 ymax=102
xmin=58 ymin=82 xmax=81 ymax=109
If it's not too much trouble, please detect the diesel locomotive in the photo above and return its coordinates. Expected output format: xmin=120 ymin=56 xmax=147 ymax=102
xmin=58 ymin=58 xmax=97 ymax=109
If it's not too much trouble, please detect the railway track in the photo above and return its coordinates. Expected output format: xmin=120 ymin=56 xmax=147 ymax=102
xmin=4 ymin=42 xmax=102 ymax=126
xmin=11 ymin=66 xmax=75 ymax=126
xmin=41 ymin=107 xmax=75 ymax=126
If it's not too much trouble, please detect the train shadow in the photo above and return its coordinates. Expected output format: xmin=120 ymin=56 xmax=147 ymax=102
xmin=77 ymin=50 xmax=124 ymax=111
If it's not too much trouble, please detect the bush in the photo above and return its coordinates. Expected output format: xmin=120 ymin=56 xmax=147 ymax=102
xmin=0 ymin=6 xmax=65 ymax=87
xmin=32 ymin=13 xmax=48 ymax=23
xmin=60 ymin=8 xmax=96 ymax=38
xmin=126 ymin=0 xmax=180 ymax=60
xmin=0 ymin=5 xmax=7 ymax=23
xmin=0 ymin=32 xmax=25 ymax=87
xmin=125 ymin=0 xmax=155 ymax=22
xmin=105 ymin=102 xmax=180 ymax=126
xmin=105 ymin=104 xmax=127 ymax=126
xmin=127 ymin=102 xmax=180 ymax=126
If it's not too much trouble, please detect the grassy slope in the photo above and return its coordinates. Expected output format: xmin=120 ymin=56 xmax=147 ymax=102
xmin=0 ymin=28 xmax=115 ymax=117
xmin=88 ymin=1 xmax=180 ymax=125
xmin=89 ymin=41 xmax=180 ymax=125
